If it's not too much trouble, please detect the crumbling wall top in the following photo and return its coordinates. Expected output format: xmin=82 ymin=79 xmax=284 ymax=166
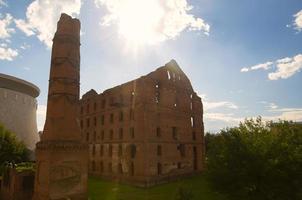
xmin=144 ymin=59 xmax=194 ymax=92
xmin=81 ymin=59 xmax=195 ymax=99
xmin=56 ymin=13 xmax=80 ymax=37
xmin=82 ymin=89 xmax=98 ymax=99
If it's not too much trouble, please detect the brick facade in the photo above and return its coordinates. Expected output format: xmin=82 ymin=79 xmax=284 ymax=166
xmin=80 ymin=60 xmax=205 ymax=187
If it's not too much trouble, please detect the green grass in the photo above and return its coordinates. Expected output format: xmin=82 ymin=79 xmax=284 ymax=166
xmin=88 ymin=174 xmax=228 ymax=200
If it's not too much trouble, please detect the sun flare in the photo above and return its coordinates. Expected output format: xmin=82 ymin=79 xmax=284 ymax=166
xmin=117 ymin=0 xmax=164 ymax=45
xmin=98 ymin=0 xmax=210 ymax=47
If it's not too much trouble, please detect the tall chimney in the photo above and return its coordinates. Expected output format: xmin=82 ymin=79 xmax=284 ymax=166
xmin=33 ymin=13 xmax=88 ymax=200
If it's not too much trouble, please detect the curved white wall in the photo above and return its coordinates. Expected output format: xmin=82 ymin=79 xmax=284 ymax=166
xmin=0 ymin=88 xmax=39 ymax=150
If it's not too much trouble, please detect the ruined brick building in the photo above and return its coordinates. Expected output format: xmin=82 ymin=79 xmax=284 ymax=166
xmin=80 ymin=60 xmax=205 ymax=186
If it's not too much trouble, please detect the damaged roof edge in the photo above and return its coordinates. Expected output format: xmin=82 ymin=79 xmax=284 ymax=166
xmin=81 ymin=59 xmax=194 ymax=99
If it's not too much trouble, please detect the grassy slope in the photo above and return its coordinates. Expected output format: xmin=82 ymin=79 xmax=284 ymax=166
xmin=88 ymin=175 xmax=228 ymax=200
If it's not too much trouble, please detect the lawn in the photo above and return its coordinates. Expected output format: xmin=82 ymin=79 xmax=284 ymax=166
xmin=88 ymin=174 xmax=228 ymax=200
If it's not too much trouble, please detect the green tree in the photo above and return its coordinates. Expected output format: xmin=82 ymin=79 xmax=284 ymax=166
xmin=0 ymin=123 xmax=29 ymax=174
xmin=206 ymin=117 xmax=302 ymax=200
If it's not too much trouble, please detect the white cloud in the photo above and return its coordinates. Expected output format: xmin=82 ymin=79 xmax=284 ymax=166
xmin=277 ymin=110 xmax=302 ymax=121
xmin=259 ymin=103 xmax=302 ymax=122
xmin=241 ymin=54 xmax=302 ymax=80
xmin=264 ymin=108 xmax=302 ymax=122
xmin=240 ymin=61 xmax=273 ymax=72
xmin=269 ymin=107 xmax=302 ymax=113
xmin=268 ymin=54 xmax=302 ymax=80
xmin=0 ymin=14 xmax=18 ymax=61
xmin=200 ymin=94 xmax=241 ymax=129
xmin=268 ymin=102 xmax=278 ymax=109
xmin=251 ymin=62 xmax=273 ymax=70
xmin=0 ymin=46 xmax=18 ymax=61
xmin=0 ymin=42 xmax=7 ymax=47
xmin=37 ymin=104 xmax=46 ymax=131
xmin=200 ymin=94 xmax=238 ymax=111
xmin=0 ymin=0 xmax=7 ymax=7
xmin=95 ymin=0 xmax=210 ymax=44
xmin=259 ymin=101 xmax=278 ymax=110
xmin=20 ymin=43 xmax=31 ymax=50
xmin=14 ymin=19 xmax=35 ymax=36
xmin=276 ymin=57 xmax=292 ymax=63
xmin=204 ymin=112 xmax=242 ymax=123
xmin=0 ymin=13 xmax=15 ymax=39
xmin=204 ymin=107 xmax=302 ymax=131
xmin=240 ymin=67 xmax=249 ymax=72
xmin=204 ymin=101 xmax=238 ymax=111
xmin=293 ymin=10 xmax=302 ymax=32
xmin=203 ymin=98 xmax=302 ymax=131
xmin=14 ymin=0 xmax=82 ymax=48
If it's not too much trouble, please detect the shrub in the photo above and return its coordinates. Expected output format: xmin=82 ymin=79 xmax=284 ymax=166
xmin=0 ymin=124 xmax=29 ymax=175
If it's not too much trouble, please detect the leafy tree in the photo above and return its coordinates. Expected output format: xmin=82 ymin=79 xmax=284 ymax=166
xmin=206 ymin=117 xmax=302 ymax=200
xmin=204 ymin=132 xmax=214 ymax=153
xmin=0 ymin=123 xmax=29 ymax=175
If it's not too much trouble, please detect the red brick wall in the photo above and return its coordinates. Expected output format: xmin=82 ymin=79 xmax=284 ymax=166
xmin=80 ymin=60 xmax=205 ymax=186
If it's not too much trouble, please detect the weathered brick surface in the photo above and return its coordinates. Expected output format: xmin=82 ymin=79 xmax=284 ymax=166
xmin=80 ymin=59 xmax=205 ymax=186
xmin=33 ymin=14 xmax=88 ymax=199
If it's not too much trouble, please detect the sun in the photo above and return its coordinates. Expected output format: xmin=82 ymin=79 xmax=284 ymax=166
xmin=114 ymin=0 xmax=164 ymax=46
xmin=98 ymin=0 xmax=210 ymax=49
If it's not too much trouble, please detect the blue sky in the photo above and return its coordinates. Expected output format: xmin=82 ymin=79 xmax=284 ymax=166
xmin=0 ymin=0 xmax=301 ymax=132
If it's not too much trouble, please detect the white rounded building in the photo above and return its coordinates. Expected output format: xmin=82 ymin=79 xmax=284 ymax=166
xmin=0 ymin=73 xmax=40 ymax=150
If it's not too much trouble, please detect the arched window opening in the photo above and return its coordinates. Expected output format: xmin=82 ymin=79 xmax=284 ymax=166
xmin=92 ymin=145 xmax=96 ymax=156
xmin=92 ymin=161 xmax=95 ymax=171
xmin=172 ymin=127 xmax=177 ymax=140
xmin=93 ymin=102 xmax=97 ymax=111
xmin=156 ymin=127 xmax=161 ymax=137
xmin=167 ymin=70 xmax=171 ymax=80
xmin=93 ymin=131 xmax=96 ymax=140
xmin=101 ymin=130 xmax=104 ymax=140
xmin=109 ymin=144 xmax=112 ymax=157
xmin=100 ymin=145 xmax=103 ymax=156
xmin=94 ymin=117 xmax=97 ymax=126
xmin=118 ymin=144 xmax=123 ymax=157
xmin=110 ymin=113 xmax=114 ymax=123
xmin=101 ymin=99 xmax=106 ymax=109
xmin=118 ymin=163 xmax=123 ymax=174
xmin=100 ymin=161 xmax=103 ymax=173
xmin=119 ymin=128 xmax=123 ymax=139
xmin=130 ymin=144 xmax=136 ymax=158
xmin=130 ymin=162 xmax=134 ymax=176
xmin=119 ymin=111 xmax=124 ymax=121
xmin=108 ymin=162 xmax=112 ymax=173
xmin=110 ymin=129 xmax=113 ymax=140
xmin=191 ymin=117 xmax=194 ymax=127
xmin=157 ymin=145 xmax=162 ymax=156
xmin=193 ymin=146 xmax=198 ymax=170
xmin=130 ymin=127 xmax=135 ymax=139
xmin=86 ymin=132 xmax=89 ymax=142
xmin=157 ymin=163 xmax=162 ymax=175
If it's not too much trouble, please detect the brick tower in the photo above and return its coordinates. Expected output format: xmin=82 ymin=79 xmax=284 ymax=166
xmin=33 ymin=13 xmax=88 ymax=200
